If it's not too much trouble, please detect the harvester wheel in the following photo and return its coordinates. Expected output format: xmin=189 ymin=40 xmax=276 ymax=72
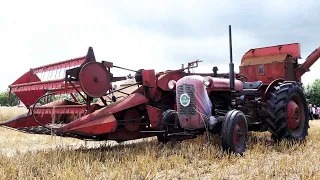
xmin=266 ymin=82 xmax=309 ymax=141
xmin=221 ymin=110 xmax=248 ymax=154
xmin=157 ymin=110 xmax=179 ymax=144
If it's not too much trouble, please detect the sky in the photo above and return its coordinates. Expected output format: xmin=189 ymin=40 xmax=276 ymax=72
xmin=1 ymin=0 xmax=320 ymax=92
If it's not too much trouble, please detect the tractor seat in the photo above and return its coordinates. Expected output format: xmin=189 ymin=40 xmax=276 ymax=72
xmin=243 ymin=81 xmax=263 ymax=89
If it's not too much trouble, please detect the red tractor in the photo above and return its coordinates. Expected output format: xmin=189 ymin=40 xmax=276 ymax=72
xmin=1 ymin=25 xmax=319 ymax=155
xmin=165 ymin=25 xmax=320 ymax=153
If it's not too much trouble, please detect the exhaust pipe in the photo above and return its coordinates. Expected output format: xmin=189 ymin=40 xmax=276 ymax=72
xmin=229 ymin=25 xmax=235 ymax=91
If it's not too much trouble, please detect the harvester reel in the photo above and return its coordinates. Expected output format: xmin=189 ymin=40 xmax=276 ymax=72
xmin=266 ymin=82 xmax=309 ymax=141
xmin=79 ymin=61 xmax=111 ymax=98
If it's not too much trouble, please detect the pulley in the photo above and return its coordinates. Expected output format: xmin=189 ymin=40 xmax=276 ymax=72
xmin=79 ymin=62 xmax=111 ymax=98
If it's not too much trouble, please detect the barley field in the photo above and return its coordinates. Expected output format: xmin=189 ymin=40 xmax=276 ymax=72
xmin=0 ymin=107 xmax=320 ymax=179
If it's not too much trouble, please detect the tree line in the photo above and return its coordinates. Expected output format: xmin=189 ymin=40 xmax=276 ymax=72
xmin=304 ymin=79 xmax=320 ymax=106
xmin=0 ymin=89 xmax=20 ymax=106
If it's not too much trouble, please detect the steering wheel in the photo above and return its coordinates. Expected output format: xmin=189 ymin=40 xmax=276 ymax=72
xmin=223 ymin=73 xmax=248 ymax=82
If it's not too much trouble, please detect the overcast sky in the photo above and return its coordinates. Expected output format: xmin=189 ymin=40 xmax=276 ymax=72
xmin=1 ymin=0 xmax=320 ymax=92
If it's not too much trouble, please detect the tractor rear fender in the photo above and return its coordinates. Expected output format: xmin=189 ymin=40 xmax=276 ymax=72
xmin=263 ymin=78 xmax=284 ymax=101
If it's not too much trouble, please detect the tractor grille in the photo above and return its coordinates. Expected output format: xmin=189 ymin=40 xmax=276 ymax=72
xmin=177 ymin=84 xmax=196 ymax=116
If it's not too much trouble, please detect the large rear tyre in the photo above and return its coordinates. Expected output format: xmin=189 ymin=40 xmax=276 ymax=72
xmin=266 ymin=81 xmax=309 ymax=141
xmin=221 ymin=110 xmax=248 ymax=155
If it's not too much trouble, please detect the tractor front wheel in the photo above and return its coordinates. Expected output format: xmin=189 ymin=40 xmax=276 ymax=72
xmin=221 ymin=110 xmax=248 ymax=154
xmin=157 ymin=110 xmax=180 ymax=144
xmin=266 ymin=82 xmax=309 ymax=141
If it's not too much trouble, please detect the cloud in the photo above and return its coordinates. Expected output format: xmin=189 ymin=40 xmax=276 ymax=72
xmin=0 ymin=0 xmax=320 ymax=92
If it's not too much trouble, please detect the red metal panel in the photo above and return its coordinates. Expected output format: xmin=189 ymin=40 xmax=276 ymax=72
xmin=66 ymin=114 xmax=117 ymax=135
xmin=206 ymin=77 xmax=243 ymax=91
xmin=296 ymin=46 xmax=320 ymax=79
xmin=239 ymin=62 xmax=285 ymax=83
xmin=62 ymin=93 xmax=148 ymax=131
xmin=31 ymin=56 xmax=86 ymax=74
xmin=142 ymin=69 xmax=162 ymax=100
xmin=157 ymin=71 xmax=187 ymax=91
xmin=142 ymin=70 xmax=156 ymax=88
xmin=1 ymin=113 xmax=52 ymax=128
xmin=146 ymin=105 xmax=162 ymax=127
xmin=241 ymin=43 xmax=301 ymax=65
xmin=9 ymin=71 xmax=46 ymax=106
xmin=123 ymin=108 xmax=141 ymax=132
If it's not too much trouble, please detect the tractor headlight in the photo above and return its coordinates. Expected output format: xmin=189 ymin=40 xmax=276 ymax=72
xmin=168 ymin=80 xmax=176 ymax=90
xmin=203 ymin=76 xmax=212 ymax=87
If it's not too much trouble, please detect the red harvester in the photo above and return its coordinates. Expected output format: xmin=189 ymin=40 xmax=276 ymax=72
xmin=1 ymin=25 xmax=319 ymax=154
xmin=1 ymin=46 xmax=209 ymax=142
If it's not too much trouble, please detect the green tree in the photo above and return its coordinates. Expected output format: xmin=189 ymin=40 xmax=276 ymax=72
xmin=305 ymin=79 xmax=320 ymax=106
xmin=0 ymin=89 xmax=19 ymax=106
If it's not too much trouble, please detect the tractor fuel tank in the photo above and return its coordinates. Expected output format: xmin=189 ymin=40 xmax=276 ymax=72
xmin=204 ymin=76 xmax=243 ymax=92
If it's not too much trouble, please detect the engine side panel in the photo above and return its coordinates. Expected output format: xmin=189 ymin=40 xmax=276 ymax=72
xmin=206 ymin=77 xmax=243 ymax=92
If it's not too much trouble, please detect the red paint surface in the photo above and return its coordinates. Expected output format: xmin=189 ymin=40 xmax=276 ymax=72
xmin=206 ymin=77 xmax=243 ymax=92
xmin=1 ymin=113 xmax=52 ymax=128
xmin=124 ymin=108 xmax=141 ymax=132
xmin=287 ymin=100 xmax=300 ymax=130
xmin=239 ymin=62 xmax=286 ymax=84
xmin=241 ymin=43 xmax=301 ymax=65
xmin=67 ymin=114 xmax=117 ymax=135
xmin=157 ymin=71 xmax=187 ymax=91
xmin=296 ymin=46 xmax=320 ymax=79
xmin=146 ymin=105 xmax=162 ymax=127
xmin=142 ymin=70 xmax=156 ymax=88
xmin=9 ymin=71 xmax=45 ymax=106
xmin=62 ymin=93 xmax=148 ymax=134
xmin=79 ymin=62 xmax=111 ymax=98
